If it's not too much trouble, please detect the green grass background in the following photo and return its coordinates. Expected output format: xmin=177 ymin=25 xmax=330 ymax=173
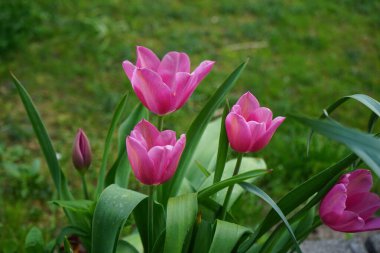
xmin=1 ymin=0 xmax=379 ymax=251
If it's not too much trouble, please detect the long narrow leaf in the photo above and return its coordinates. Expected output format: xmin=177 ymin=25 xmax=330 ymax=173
xmin=163 ymin=193 xmax=198 ymax=253
xmin=294 ymin=115 xmax=380 ymax=176
xmin=165 ymin=61 xmax=248 ymax=201
xmin=11 ymin=73 xmax=72 ymax=200
xmin=213 ymin=101 xmax=230 ymax=183
xmin=95 ymin=94 xmax=128 ymax=197
xmin=240 ymin=183 xmax=302 ymax=253
xmin=91 ymin=185 xmax=146 ymax=253
xmin=198 ymin=169 xmax=268 ymax=199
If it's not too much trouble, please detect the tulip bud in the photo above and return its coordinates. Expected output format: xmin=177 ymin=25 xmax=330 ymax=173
xmin=320 ymin=169 xmax=380 ymax=232
xmin=72 ymin=129 xmax=92 ymax=173
xmin=126 ymin=119 xmax=186 ymax=185
xmin=225 ymin=92 xmax=285 ymax=153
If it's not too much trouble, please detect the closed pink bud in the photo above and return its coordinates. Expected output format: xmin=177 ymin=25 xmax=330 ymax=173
xmin=319 ymin=169 xmax=380 ymax=233
xmin=122 ymin=46 xmax=215 ymax=115
xmin=72 ymin=129 xmax=92 ymax=172
xmin=225 ymin=92 xmax=285 ymax=153
xmin=126 ymin=119 xmax=186 ymax=185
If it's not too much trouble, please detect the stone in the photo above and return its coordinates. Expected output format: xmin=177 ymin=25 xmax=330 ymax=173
xmin=301 ymin=238 xmax=367 ymax=253
xmin=365 ymin=234 xmax=380 ymax=253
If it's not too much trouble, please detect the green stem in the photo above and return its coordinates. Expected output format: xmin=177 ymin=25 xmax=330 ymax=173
xmin=80 ymin=173 xmax=89 ymax=199
xmin=148 ymin=185 xmax=155 ymax=253
xmin=220 ymin=153 xmax=243 ymax=220
xmin=157 ymin=116 xmax=164 ymax=131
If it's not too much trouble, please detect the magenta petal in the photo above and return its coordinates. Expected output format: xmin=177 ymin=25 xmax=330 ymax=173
xmin=132 ymin=68 xmax=174 ymax=115
xmin=132 ymin=119 xmax=160 ymax=149
xmin=163 ymin=134 xmax=186 ymax=183
xmin=136 ymin=46 xmax=160 ymax=71
xmin=249 ymin=107 xmax=273 ymax=126
xmin=331 ymin=211 xmax=365 ymax=232
xmin=225 ymin=113 xmax=252 ymax=152
xmin=158 ymin=52 xmax=191 ymax=88
xmin=154 ymin=130 xmax=177 ymax=146
xmin=148 ymin=145 xmax=172 ymax=184
xmin=362 ymin=218 xmax=380 ymax=231
xmin=346 ymin=192 xmax=380 ymax=220
xmin=126 ymin=136 xmax=155 ymax=185
xmin=122 ymin=60 xmax=136 ymax=81
xmin=252 ymin=116 xmax=285 ymax=152
xmin=320 ymin=184 xmax=348 ymax=217
xmin=191 ymin=60 xmax=215 ymax=84
xmin=247 ymin=121 xmax=266 ymax=152
xmin=345 ymin=169 xmax=372 ymax=195
xmin=173 ymin=72 xmax=192 ymax=109
xmin=236 ymin=92 xmax=260 ymax=120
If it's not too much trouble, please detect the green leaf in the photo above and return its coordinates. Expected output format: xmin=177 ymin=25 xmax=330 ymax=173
xmin=63 ymin=237 xmax=73 ymax=253
xmin=237 ymin=153 xmax=356 ymax=252
xmin=213 ymin=101 xmax=230 ymax=184
xmin=91 ymin=184 xmax=146 ymax=253
xmin=198 ymin=169 xmax=268 ymax=199
xmin=165 ymin=61 xmax=248 ymax=200
xmin=209 ymin=220 xmax=250 ymax=253
xmin=106 ymin=104 xmax=147 ymax=188
xmin=163 ymin=193 xmax=198 ymax=253
xmin=51 ymin=200 xmax=94 ymax=213
xmin=293 ymin=115 xmax=380 ymax=176
xmin=24 ymin=227 xmax=44 ymax=253
xmin=199 ymin=157 xmax=267 ymax=207
xmin=11 ymin=73 xmax=71 ymax=200
xmin=116 ymin=240 xmax=139 ymax=253
xmin=133 ymin=200 xmax=166 ymax=253
xmin=56 ymin=226 xmax=89 ymax=247
xmin=240 ymin=183 xmax=302 ymax=253
xmin=95 ymin=93 xmax=128 ymax=197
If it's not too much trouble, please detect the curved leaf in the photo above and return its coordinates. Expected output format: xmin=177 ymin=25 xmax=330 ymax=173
xmin=165 ymin=61 xmax=249 ymax=201
xmin=25 ymin=227 xmax=44 ymax=253
xmin=91 ymin=184 xmax=146 ymax=253
xmin=209 ymin=220 xmax=250 ymax=253
xmin=163 ymin=193 xmax=198 ymax=253
xmin=240 ymin=183 xmax=302 ymax=253
xmin=198 ymin=169 xmax=268 ymax=199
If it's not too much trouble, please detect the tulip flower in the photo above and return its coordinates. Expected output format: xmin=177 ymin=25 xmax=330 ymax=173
xmin=225 ymin=92 xmax=285 ymax=153
xmin=122 ymin=46 xmax=215 ymax=115
xmin=72 ymin=129 xmax=92 ymax=172
xmin=126 ymin=119 xmax=186 ymax=185
xmin=320 ymin=169 xmax=380 ymax=232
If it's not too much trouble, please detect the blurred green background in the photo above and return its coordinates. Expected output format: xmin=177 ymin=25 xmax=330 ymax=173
xmin=1 ymin=0 xmax=379 ymax=251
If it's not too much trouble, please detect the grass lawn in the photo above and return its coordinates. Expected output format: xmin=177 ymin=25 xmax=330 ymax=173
xmin=1 ymin=0 xmax=379 ymax=250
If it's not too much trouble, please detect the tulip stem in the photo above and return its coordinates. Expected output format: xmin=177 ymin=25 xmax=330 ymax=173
xmin=80 ymin=173 xmax=89 ymax=199
xmin=220 ymin=153 xmax=243 ymax=220
xmin=148 ymin=185 xmax=155 ymax=253
xmin=157 ymin=116 xmax=164 ymax=131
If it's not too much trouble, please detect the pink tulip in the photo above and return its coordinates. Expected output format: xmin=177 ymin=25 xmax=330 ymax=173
xmin=225 ymin=92 xmax=285 ymax=153
xmin=72 ymin=129 xmax=92 ymax=172
xmin=126 ymin=119 xmax=186 ymax=185
xmin=320 ymin=169 xmax=380 ymax=232
xmin=122 ymin=46 xmax=215 ymax=115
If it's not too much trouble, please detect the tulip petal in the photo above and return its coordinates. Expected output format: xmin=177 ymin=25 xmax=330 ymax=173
xmin=148 ymin=145 xmax=173 ymax=184
xmin=130 ymin=120 xmax=160 ymax=149
xmin=344 ymin=169 xmax=372 ymax=195
xmin=173 ymin=72 xmax=192 ymax=109
xmin=126 ymin=136 xmax=155 ymax=185
xmin=132 ymin=68 xmax=174 ymax=115
xmin=326 ymin=211 xmax=365 ymax=232
xmin=136 ymin=46 xmax=160 ymax=71
xmin=249 ymin=107 xmax=273 ymax=127
xmin=191 ymin=60 xmax=215 ymax=85
xmin=163 ymin=134 xmax=186 ymax=183
xmin=247 ymin=121 xmax=266 ymax=152
xmin=154 ymin=130 xmax=177 ymax=146
xmin=362 ymin=217 xmax=380 ymax=231
xmin=320 ymin=183 xmax=348 ymax=217
xmin=122 ymin=60 xmax=136 ymax=81
xmin=236 ymin=92 xmax=260 ymax=120
xmin=158 ymin=52 xmax=191 ymax=88
xmin=346 ymin=192 xmax=380 ymax=220
xmin=252 ymin=116 xmax=285 ymax=152
xmin=225 ymin=112 xmax=252 ymax=152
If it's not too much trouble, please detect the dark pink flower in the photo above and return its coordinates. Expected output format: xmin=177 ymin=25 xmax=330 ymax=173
xmin=122 ymin=46 xmax=215 ymax=115
xmin=72 ymin=129 xmax=92 ymax=172
xmin=225 ymin=92 xmax=285 ymax=153
xmin=320 ymin=169 xmax=380 ymax=232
